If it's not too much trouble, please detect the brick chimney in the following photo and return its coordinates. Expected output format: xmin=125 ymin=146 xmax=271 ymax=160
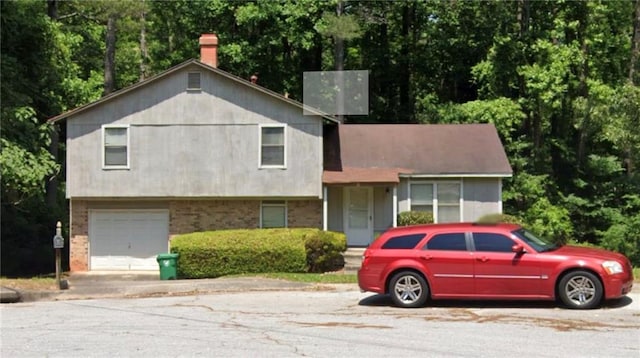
xmin=199 ymin=34 xmax=218 ymax=68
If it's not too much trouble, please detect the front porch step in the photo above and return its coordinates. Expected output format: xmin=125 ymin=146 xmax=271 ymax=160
xmin=342 ymin=248 xmax=366 ymax=273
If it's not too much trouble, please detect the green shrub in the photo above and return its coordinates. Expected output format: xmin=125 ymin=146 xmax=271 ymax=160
xmin=397 ymin=211 xmax=434 ymax=226
xmin=476 ymin=213 xmax=524 ymax=225
xmin=599 ymin=221 xmax=640 ymax=266
xmin=170 ymin=228 xmax=347 ymax=278
xmin=171 ymin=229 xmax=307 ymax=279
xmin=301 ymin=231 xmax=346 ymax=273
xmin=522 ymin=198 xmax=574 ymax=244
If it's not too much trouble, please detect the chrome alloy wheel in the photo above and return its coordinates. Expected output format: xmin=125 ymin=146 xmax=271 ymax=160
xmin=393 ymin=275 xmax=423 ymax=304
xmin=564 ymin=275 xmax=597 ymax=306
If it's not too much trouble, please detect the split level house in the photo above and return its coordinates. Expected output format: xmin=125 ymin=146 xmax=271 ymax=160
xmin=49 ymin=34 xmax=513 ymax=272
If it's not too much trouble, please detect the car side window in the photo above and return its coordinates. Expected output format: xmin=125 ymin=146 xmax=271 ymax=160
xmin=424 ymin=233 xmax=467 ymax=251
xmin=381 ymin=234 xmax=426 ymax=249
xmin=472 ymin=233 xmax=515 ymax=252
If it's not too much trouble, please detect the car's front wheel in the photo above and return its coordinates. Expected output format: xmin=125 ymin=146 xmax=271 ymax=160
xmin=558 ymin=270 xmax=603 ymax=309
xmin=388 ymin=271 xmax=429 ymax=308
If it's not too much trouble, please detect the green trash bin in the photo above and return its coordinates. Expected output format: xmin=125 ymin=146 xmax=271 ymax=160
xmin=156 ymin=253 xmax=179 ymax=280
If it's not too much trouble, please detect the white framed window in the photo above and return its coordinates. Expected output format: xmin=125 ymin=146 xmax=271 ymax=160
xmin=102 ymin=125 xmax=129 ymax=169
xmin=261 ymin=200 xmax=287 ymax=228
xmin=409 ymin=181 xmax=462 ymax=223
xmin=409 ymin=183 xmax=433 ymax=213
xmin=259 ymin=124 xmax=286 ymax=168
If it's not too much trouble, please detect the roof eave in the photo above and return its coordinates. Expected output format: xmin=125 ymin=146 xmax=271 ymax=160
xmin=399 ymin=173 xmax=513 ymax=178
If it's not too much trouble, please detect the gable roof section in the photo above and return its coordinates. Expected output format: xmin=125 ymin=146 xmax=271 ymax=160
xmin=323 ymin=123 xmax=512 ymax=184
xmin=48 ymin=59 xmax=338 ymax=123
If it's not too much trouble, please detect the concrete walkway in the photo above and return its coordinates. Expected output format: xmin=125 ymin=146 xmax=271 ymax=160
xmin=1 ymin=272 xmax=357 ymax=303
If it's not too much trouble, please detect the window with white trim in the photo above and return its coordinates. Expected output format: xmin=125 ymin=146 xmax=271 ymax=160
xmin=261 ymin=201 xmax=287 ymax=228
xmin=409 ymin=182 xmax=461 ymax=223
xmin=103 ymin=126 xmax=129 ymax=168
xmin=259 ymin=124 xmax=286 ymax=168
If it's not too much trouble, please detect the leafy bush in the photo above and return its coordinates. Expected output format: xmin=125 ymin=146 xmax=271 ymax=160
xmin=600 ymin=206 xmax=640 ymax=266
xmin=171 ymin=228 xmax=347 ymax=278
xmin=300 ymin=230 xmax=346 ymax=273
xmin=522 ymin=198 xmax=574 ymax=244
xmin=397 ymin=211 xmax=434 ymax=226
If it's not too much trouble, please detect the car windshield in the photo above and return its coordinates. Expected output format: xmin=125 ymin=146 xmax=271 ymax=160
xmin=512 ymin=228 xmax=561 ymax=253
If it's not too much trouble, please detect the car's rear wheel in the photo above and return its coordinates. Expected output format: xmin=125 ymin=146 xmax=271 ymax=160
xmin=389 ymin=271 xmax=429 ymax=308
xmin=558 ymin=270 xmax=603 ymax=309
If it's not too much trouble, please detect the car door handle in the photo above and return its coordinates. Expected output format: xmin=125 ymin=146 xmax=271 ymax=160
xmin=476 ymin=256 xmax=489 ymax=262
xmin=420 ymin=255 xmax=433 ymax=260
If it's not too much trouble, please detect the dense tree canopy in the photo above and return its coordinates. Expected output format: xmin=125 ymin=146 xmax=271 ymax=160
xmin=2 ymin=0 xmax=639 ymax=274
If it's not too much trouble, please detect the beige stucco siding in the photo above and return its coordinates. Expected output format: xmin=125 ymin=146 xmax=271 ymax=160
xmin=66 ymin=64 xmax=323 ymax=198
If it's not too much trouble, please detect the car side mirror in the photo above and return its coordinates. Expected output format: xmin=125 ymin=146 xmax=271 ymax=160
xmin=512 ymin=244 xmax=526 ymax=254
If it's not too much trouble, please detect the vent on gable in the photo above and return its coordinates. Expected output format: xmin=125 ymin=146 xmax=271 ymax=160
xmin=187 ymin=72 xmax=201 ymax=90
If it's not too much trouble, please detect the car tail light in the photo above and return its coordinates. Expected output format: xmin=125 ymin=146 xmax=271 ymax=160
xmin=361 ymin=253 xmax=370 ymax=266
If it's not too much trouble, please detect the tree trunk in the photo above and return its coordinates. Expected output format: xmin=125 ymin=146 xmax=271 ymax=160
xmin=47 ymin=0 xmax=57 ymax=19
xmin=46 ymin=0 xmax=59 ymax=209
xmin=139 ymin=9 xmax=148 ymax=81
xmin=576 ymin=2 xmax=590 ymax=171
xmin=334 ymin=0 xmax=345 ymax=122
xmin=46 ymin=126 xmax=59 ymax=208
xmin=517 ymin=0 xmax=530 ymax=38
xmin=399 ymin=4 xmax=412 ymax=123
xmin=630 ymin=0 xmax=640 ymax=85
xmin=103 ymin=15 xmax=117 ymax=96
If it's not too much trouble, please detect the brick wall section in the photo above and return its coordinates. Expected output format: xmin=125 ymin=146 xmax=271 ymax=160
xmin=288 ymin=200 xmax=322 ymax=228
xmin=169 ymin=199 xmax=323 ymax=235
xmin=70 ymin=200 xmax=89 ymax=271
xmin=69 ymin=198 xmax=324 ymax=271
xmin=169 ymin=200 xmax=260 ymax=235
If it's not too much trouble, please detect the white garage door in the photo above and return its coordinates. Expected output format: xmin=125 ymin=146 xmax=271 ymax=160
xmin=90 ymin=210 xmax=169 ymax=270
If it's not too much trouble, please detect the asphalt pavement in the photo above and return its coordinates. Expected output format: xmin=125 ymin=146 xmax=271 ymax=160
xmin=2 ymin=271 xmax=637 ymax=305
xmin=1 ymin=272 xmax=355 ymax=303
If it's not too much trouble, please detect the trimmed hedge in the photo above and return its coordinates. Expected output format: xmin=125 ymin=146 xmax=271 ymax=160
xmin=397 ymin=211 xmax=434 ymax=226
xmin=171 ymin=228 xmax=346 ymax=278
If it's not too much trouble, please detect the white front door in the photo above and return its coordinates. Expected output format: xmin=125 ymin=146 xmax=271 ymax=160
xmin=344 ymin=187 xmax=373 ymax=246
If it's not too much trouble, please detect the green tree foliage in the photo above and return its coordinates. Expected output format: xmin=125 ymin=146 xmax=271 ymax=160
xmin=1 ymin=0 xmax=65 ymax=275
xmin=3 ymin=0 xmax=639 ymax=271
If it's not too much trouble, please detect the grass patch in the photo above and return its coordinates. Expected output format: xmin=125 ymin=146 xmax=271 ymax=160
xmin=0 ymin=276 xmax=60 ymax=291
xmin=634 ymin=268 xmax=640 ymax=282
xmin=255 ymin=272 xmax=357 ymax=284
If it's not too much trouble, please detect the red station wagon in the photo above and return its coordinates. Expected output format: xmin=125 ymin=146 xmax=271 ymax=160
xmin=358 ymin=223 xmax=634 ymax=309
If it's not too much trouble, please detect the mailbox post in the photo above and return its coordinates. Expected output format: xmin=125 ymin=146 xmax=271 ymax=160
xmin=53 ymin=221 xmax=65 ymax=289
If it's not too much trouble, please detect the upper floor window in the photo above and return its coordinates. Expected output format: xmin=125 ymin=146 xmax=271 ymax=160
xmin=259 ymin=124 xmax=286 ymax=168
xmin=103 ymin=125 xmax=129 ymax=169
xmin=261 ymin=200 xmax=287 ymax=228
xmin=410 ymin=182 xmax=461 ymax=223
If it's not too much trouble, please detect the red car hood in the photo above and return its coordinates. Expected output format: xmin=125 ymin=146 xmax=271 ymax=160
xmin=552 ymin=245 xmax=627 ymax=262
